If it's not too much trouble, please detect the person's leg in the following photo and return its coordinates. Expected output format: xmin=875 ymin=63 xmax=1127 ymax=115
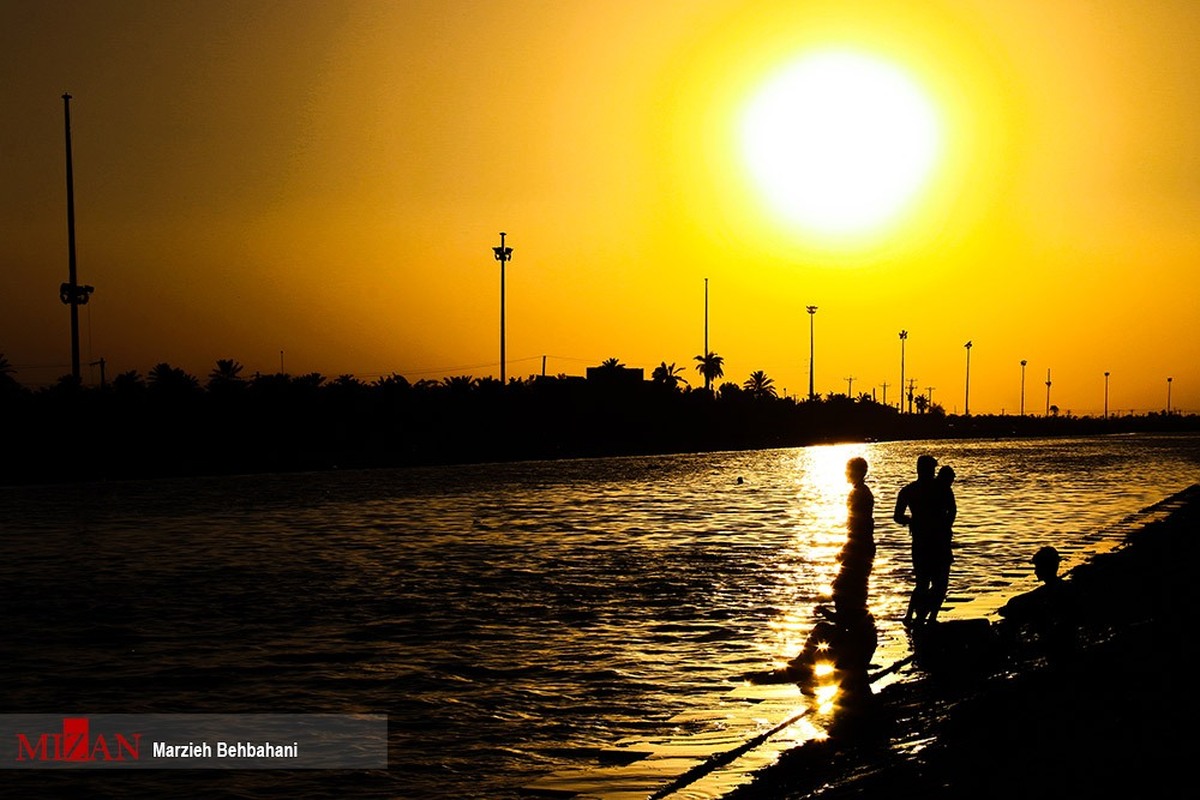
xmin=927 ymin=570 xmax=948 ymax=621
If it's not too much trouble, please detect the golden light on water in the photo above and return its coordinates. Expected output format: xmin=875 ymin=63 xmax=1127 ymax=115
xmin=815 ymin=682 xmax=840 ymax=713
xmin=740 ymin=49 xmax=941 ymax=240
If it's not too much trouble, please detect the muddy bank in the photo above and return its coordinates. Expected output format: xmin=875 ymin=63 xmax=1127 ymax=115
xmin=729 ymin=485 xmax=1200 ymax=799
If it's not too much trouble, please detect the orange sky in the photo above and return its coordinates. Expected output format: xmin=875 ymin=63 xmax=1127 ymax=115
xmin=2 ymin=0 xmax=1198 ymax=414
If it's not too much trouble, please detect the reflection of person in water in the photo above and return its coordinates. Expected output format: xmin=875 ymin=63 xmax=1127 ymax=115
xmin=894 ymin=455 xmax=954 ymax=625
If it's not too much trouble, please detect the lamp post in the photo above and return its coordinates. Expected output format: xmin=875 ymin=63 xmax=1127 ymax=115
xmin=899 ymin=330 xmax=908 ymax=412
xmin=1020 ymin=359 xmax=1027 ymax=416
xmin=1104 ymin=371 xmax=1110 ymax=419
xmin=60 ymin=92 xmax=95 ymax=383
xmin=1045 ymin=369 xmax=1052 ymax=416
xmin=1167 ymin=376 xmax=1173 ymax=414
xmin=964 ymin=340 xmax=972 ymax=415
xmin=807 ymin=305 xmax=818 ymax=400
xmin=700 ymin=278 xmax=712 ymax=392
xmin=492 ymin=232 xmax=513 ymax=385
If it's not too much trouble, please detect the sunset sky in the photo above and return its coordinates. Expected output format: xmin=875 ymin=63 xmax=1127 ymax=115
xmin=2 ymin=0 xmax=1198 ymax=414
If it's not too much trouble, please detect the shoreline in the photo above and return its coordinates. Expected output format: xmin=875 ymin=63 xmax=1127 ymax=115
xmin=727 ymin=484 xmax=1200 ymax=799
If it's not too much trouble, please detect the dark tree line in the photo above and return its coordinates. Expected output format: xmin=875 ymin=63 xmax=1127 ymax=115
xmin=0 ymin=357 xmax=1195 ymax=486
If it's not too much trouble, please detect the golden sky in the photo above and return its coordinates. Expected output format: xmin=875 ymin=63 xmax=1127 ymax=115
xmin=2 ymin=0 xmax=1198 ymax=414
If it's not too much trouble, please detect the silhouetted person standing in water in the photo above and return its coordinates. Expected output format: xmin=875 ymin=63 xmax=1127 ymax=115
xmin=784 ymin=458 xmax=878 ymax=698
xmin=924 ymin=465 xmax=957 ymax=621
xmin=830 ymin=456 xmax=876 ymax=620
xmin=747 ymin=457 xmax=878 ymax=699
xmin=894 ymin=454 xmax=948 ymax=624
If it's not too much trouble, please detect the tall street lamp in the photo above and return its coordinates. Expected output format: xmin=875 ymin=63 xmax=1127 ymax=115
xmin=492 ymin=232 xmax=513 ymax=385
xmin=964 ymin=340 xmax=972 ymax=415
xmin=1045 ymin=369 xmax=1052 ymax=416
xmin=807 ymin=305 xmax=818 ymax=399
xmin=60 ymin=93 xmax=95 ymax=383
xmin=702 ymin=278 xmax=711 ymax=391
xmin=899 ymin=330 xmax=908 ymax=412
xmin=1020 ymin=359 xmax=1027 ymax=416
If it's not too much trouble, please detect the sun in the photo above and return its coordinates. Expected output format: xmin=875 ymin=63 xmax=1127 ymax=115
xmin=740 ymin=50 xmax=941 ymax=238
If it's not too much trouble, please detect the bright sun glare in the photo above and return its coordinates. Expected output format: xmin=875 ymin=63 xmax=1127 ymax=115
xmin=741 ymin=50 xmax=941 ymax=237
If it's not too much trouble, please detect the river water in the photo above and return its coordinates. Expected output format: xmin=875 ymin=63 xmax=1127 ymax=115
xmin=2 ymin=434 xmax=1199 ymax=798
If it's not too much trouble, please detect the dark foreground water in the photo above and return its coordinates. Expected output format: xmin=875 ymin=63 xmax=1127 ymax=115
xmin=2 ymin=434 xmax=1199 ymax=798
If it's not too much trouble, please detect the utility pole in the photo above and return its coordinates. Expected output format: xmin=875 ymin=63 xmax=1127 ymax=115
xmin=881 ymin=381 xmax=889 ymax=407
xmin=89 ymin=357 xmax=106 ymax=388
xmin=1167 ymin=376 xmax=1173 ymax=414
xmin=898 ymin=330 xmax=908 ymax=412
xmin=60 ymin=93 xmax=95 ymax=383
xmin=1045 ymin=369 xmax=1052 ymax=416
xmin=845 ymin=375 xmax=855 ymax=396
xmin=1104 ymin=371 xmax=1110 ymax=419
xmin=492 ymin=232 xmax=513 ymax=385
xmin=926 ymin=385 xmax=935 ymax=408
xmin=907 ymin=378 xmax=917 ymax=414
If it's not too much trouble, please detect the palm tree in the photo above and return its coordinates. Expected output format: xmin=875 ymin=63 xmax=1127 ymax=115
xmin=743 ymin=370 xmax=776 ymax=399
xmin=914 ymin=394 xmax=929 ymax=414
xmin=112 ymin=369 xmax=146 ymax=395
xmin=442 ymin=375 xmax=478 ymax=392
xmin=207 ymin=358 xmax=245 ymax=391
xmin=374 ymin=373 xmax=411 ymax=390
xmin=294 ymin=372 xmax=326 ymax=388
xmin=148 ymin=362 xmax=200 ymax=394
xmin=693 ymin=351 xmax=724 ymax=392
xmin=651 ymin=361 xmax=689 ymax=390
xmin=600 ymin=357 xmax=624 ymax=369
